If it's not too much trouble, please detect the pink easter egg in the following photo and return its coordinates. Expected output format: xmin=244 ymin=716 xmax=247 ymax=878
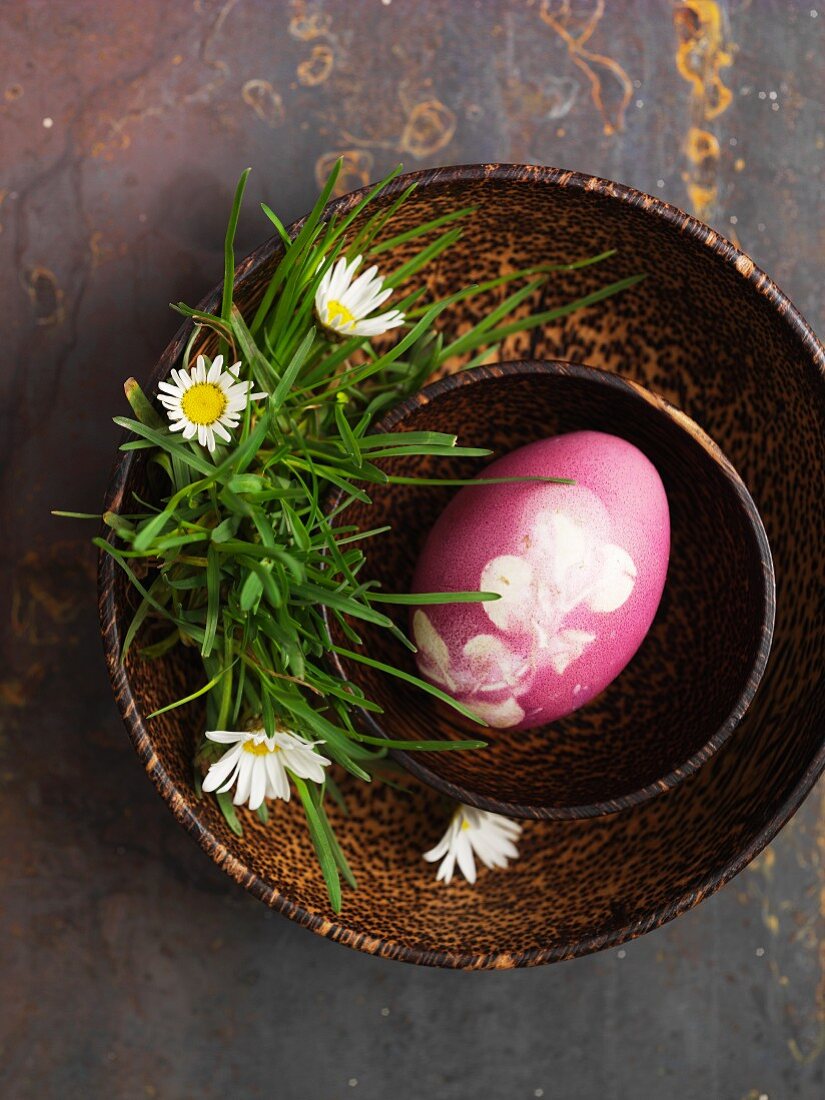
xmin=411 ymin=431 xmax=670 ymax=730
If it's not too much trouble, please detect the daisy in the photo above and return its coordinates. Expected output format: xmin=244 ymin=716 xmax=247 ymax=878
xmin=157 ymin=354 xmax=268 ymax=453
xmin=423 ymin=804 xmax=522 ymax=885
xmin=201 ymin=728 xmax=331 ymax=812
xmin=314 ymin=253 xmax=405 ymax=338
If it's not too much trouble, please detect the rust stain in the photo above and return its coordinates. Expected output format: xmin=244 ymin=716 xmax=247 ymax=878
xmin=290 ymin=3 xmax=337 ymax=95
xmin=316 ymin=91 xmax=457 ymax=189
xmin=747 ymin=844 xmax=783 ymax=936
xmin=749 ymin=790 xmax=825 ymax=1063
xmin=10 ymin=546 xmax=94 ymax=646
xmin=296 ymin=1 xmax=455 ymax=170
xmin=748 ymin=845 xmax=775 ymax=876
xmin=684 ymin=125 xmax=720 ymax=164
xmin=744 ymin=829 xmax=825 ymax=1066
xmin=22 ymin=266 xmax=64 ymax=326
xmin=241 ymin=79 xmax=285 ymax=127
xmin=763 ymin=908 xmax=780 ymax=936
xmin=399 ymin=98 xmax=457 ymax=158
xmin=674 ymin=1 xmax=733 ymax=117
xmin=89 ymin=230 xmax=124 ymax=269
xmin=86 ymin=4 xmax=233 ymax=161
xmin=789 ymin=1028 xmax=825 ymax=1066
xmin=324 ymin=88 xmax=456 ymax=163
xmin=538 ymin=0 xmax=634 ymax=135
xmin=769 ymin=959 xmax=790 ymax=988
xmin=0 ymin=667 xmax=45 ymax=708
xmin=673 ymin=1 xmax=734 ymax=221
xmin=89 ymin=124 xmax=132 ymax=160
xmin=297 ymin=43 xmax=334 ymax=86
xmin=314 ymin=150 xmax=374 ymax=197
xmin=288 ymin=8 xmax=332 ymax=41
xmin=496 ymin=65 xmax=579 ymax=161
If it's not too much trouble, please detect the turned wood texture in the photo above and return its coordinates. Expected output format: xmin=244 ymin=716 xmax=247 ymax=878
xmin=99 ymin=164 xmax=825 ymax=969
xmin=325 ymin=360 xmax=775 ymax=819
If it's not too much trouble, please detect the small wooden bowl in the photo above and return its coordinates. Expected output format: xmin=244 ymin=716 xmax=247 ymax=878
xmin=100 ymin=164 xmax=825 ymax=968
xmin=325 ymin=361 xmax=776 ymax=818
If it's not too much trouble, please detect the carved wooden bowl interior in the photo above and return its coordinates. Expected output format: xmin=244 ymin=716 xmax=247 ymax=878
xmin=325 ymin=361 xmax=775 ymax=819
xmin=100 ymin=164 xmax=825 ymax=968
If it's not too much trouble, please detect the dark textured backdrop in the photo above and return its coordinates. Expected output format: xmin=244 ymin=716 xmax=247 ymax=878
xmin=1 ymin=2 xmax=823 ymax=1097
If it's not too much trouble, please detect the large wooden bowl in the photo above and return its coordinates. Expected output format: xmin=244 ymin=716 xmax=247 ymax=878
xmin=325 ymin=360 xmax=775 ymax=819
xmin=99 ymin=164 xmax=825 ymax=968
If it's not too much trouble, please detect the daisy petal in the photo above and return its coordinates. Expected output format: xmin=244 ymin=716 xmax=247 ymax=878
xmin=202 ymin=744 xmax=243 ymax=792
xmin=425 ymin=805 xmax=521 ymax=884
xmin=455 ymin=834 xmax=477 ymax=884
xmin=233 ymin=758 xmax=254 ymax=807
xmin=248 ymin=757 xmax=267 ymax=811
xmin=315 ymin=254 xmax=403 ymax=340
xmin=436 ymin=849 xmax=457 ymax=884
xmin=265 ymin=753 xmax=290 ymax=801
xmin=206 ymin=730 xmax=248 ymax=744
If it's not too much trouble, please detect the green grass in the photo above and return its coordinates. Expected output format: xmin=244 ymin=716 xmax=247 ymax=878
xmin=80 ymin=160 xmax=643 ymax=911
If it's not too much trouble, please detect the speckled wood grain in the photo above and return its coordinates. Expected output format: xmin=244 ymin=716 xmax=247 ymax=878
xmin=324 ymin=360 xmax=775 ymax=821
xmin=100 ymin=164 xmax=825 ymax=969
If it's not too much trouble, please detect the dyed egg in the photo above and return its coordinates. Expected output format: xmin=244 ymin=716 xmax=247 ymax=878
xmin=411 ymin=431 xmax=670 ymax=730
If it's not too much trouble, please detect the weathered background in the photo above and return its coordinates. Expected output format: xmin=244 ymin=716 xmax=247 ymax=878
xmin=1 ymin=1 xmax=823 ymax=1097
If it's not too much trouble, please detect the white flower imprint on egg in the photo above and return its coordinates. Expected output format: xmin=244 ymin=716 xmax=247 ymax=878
xmin=415 ymin=510 xmax=638 ymax=727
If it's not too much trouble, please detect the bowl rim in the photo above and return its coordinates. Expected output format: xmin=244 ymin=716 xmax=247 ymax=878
xmin=98 ymin=161 xmax=825 ymax=969
xmin=324 ymin=358 xmax=777 ymax=819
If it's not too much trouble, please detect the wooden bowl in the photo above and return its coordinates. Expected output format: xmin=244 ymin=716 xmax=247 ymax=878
xmin=99 ymin=164 xmax=825 ymax=968
xmin=324 ymin=360 xmax=775 ymax=819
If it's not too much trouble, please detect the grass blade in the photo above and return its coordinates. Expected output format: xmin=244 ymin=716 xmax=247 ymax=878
xmin=222 ymin=169 xmax=252 ymax=332
xmin=369 ymin=591 xmax=500 ymax=605
xmin=145 ymin=659 xmax=236 ymax=719
xmin=330 ymin=644 xmax=488 ymax=726
xmin=293 ymin=775 xmax=342 ymax=912
xmin=202 ymin=546 xmax=221 ymax=658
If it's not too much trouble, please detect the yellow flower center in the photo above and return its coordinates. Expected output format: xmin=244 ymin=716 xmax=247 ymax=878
xmin=461 ymin=818 xmax=471 ymax=831
xmin=180 ymin=382 xmax=227 ymax=425
xmin=243 ymin=740 xmax=280 ymax=756
xmin=326 ymin=299 xmax=356 ymax=328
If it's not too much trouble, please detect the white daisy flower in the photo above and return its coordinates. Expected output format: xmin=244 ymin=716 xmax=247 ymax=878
xmin=423 ymin=804 xmax=522 ymax=885
xmin=314 ymin=253 xmax=405 ymax=338
xmin=201 ymin=728 xmax=331 ymax=811
xmin=157 ymin=354 xmax=268 ymax=453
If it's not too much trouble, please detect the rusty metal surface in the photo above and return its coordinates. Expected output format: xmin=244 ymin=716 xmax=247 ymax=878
xmin=1 ymin=1 xmax=823 ymax=1097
